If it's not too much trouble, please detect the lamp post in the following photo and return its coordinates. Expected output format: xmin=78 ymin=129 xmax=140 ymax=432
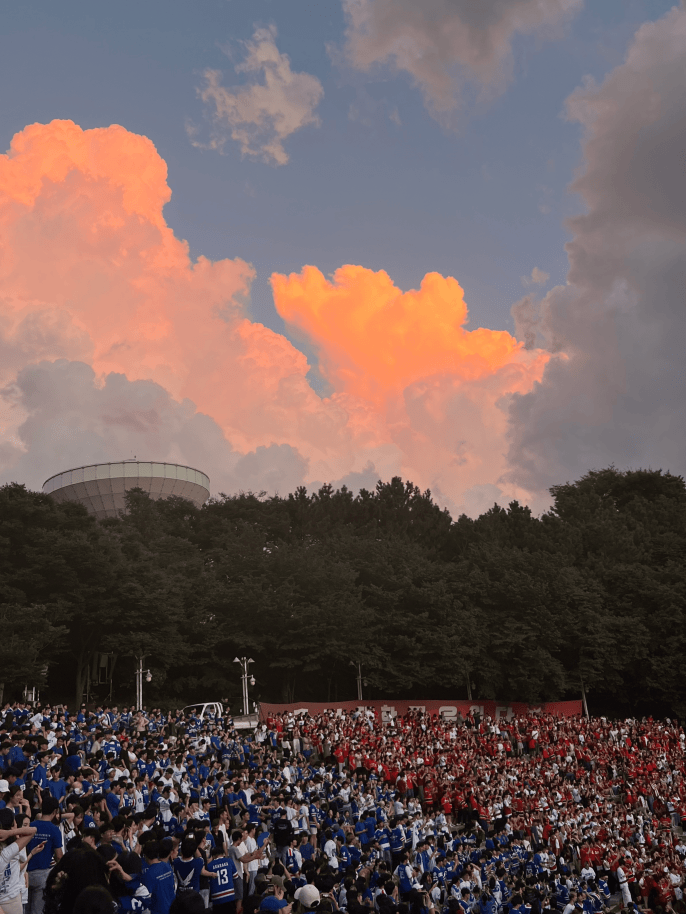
xmin=135 ymin=656 xmax=152 ymax=711
xmin=350 ymin=661 xmax=363 ymax=701
xmin=233 ymin=657 xmax=254 ymax=716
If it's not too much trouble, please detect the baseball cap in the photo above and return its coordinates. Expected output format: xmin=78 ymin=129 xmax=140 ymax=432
xmin=0 ymin=780 xmax=9 ymax=793
xmin=267 ymin=876 xmax=285 ymax=890
xmin=294 ymin=885 xmax=321 ymax=908
xmin=260 ymin=898 xmax=289 ymax=912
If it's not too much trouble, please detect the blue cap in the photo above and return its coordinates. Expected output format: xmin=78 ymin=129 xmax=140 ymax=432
xmin=260 ymin=898 xmax=289 ymax=912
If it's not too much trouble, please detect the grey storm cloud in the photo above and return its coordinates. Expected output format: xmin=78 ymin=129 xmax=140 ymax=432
xmin=340 ymin=0 xmax=582 ymax=120
xmin=507 ymin=4 xmax=686 ymax=494
xmin=0 ymin=360 xmax=309 ymax=499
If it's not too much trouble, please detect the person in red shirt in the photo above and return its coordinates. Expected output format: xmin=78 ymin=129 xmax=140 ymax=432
xmin=334 ymin=744 xmax=347 ymax=773
xmin=423 ymin=780 xmax=435 ymax=809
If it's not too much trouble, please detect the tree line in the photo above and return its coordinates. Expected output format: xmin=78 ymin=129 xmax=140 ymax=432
xmin=0 ymin=467 xmax=684 ymax=718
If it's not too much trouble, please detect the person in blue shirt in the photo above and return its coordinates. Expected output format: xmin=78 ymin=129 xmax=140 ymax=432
xmin=63 ymin=749 xmax=81 ymax=776
xmin=247 ymin=801 xmax=262 ymax=825
xmin=0 ymin=743 xmax=11 ymax=773
xmin=390 ymin=818 xmax=407 ymax=867
xmin=173 ymin=835 xmax=216 ymax=894
xmin=46 ymin=768 xmax=67 ymax=805
xmin=355 ymin=817 xmax=369 ymax=847
xmin=8 ymin=738 xmax=27 ymax=769
xmin=109 ymin=849 xmax=153 ymax=914
xmin=299 ymin=834 xmax=315 ymax=863
xmin=375 ymin=825 xmax=392 ymax=864
xmin=106 ymin=781 xmax=124 ymax=819
xmin=27 ymin=796 xmax=64 ymax=914
xmin=143 ymin=840 xmax=177 ymax=914
xmin=4 ymin=770 xmax=25 ymax=793
xmin=596 ymin=879 xmax=610 ymax=906
xmin=281 ymin=838 xmax=300 ymax=876
xmin=32 ymin=754 xmax=49 ymax=791
xmin=207 ymin=846 xmax=238 ymax=913
xmin=455 ymin=886 xmax=473 ymax=914
xmin=395 ymin=852 xmax=419 ymax=899
xmin=339 ymin=839 xmax=354 ymax=873
xmin=478 ymin=889 xmax=498 ymax=914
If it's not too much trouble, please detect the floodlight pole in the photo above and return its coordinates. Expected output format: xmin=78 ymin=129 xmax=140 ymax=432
xmin=581 ymin=675 xmax=590 ymax=720
xmin=350 ymin=661 xmax=363 ymax=701
xmin=234 ymin=657 xmax=254 ymax=716
xmin=135 ymin=656 xmax=152 ymax=711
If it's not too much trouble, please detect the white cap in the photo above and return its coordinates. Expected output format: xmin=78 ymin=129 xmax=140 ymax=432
xmin=294 ymin=885 xmax=321 ymax=908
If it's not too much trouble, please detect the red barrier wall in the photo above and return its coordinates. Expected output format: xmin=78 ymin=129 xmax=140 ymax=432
xmin=259 ymin=699 xmax=582 ymax=722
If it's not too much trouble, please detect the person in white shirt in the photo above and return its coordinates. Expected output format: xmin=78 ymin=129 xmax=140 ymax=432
xmin=285 ymin=801 xmax=298 ymax=825
xmin=323 ymin=830 xmax=339 ymax=869
xmin=228 ymin=827 xmax=262 ymax=910
xmin=157 ymin=770 xmax=175 ymax=790
xmin=244 ymin=824 xmax=260 ymax=895
xmin=0 ymin=813 xmax=39 ymax=914
xmin=562 ymin=891 xmax=577 ymax=914
xmin=616 ymin=865 xmax=632 ymax=906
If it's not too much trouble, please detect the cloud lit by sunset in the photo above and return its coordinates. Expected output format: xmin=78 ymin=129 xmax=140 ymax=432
xmin=0 ymin=120 xmax=551 ymax=514
xmin=1 ymin=0 xmax=684 ymax=516
xmin=271 ymin=265 xmax=548 ymax=403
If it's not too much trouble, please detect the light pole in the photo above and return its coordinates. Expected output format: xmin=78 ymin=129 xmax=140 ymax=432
xmin=233 ymin=657 xmax=254 ymax=716
xmin=135 ymin=656 xmax=152 ymax=711
xmin=350 ymin=661 xmax=363 ymax=701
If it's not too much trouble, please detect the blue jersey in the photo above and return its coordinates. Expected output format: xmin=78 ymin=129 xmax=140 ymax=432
xmin=396 ymin=863 xmax=415 ymax=894
xmin=173 ymin=856 xmax=204 ymax=893
xmin=391 ymin=826 xmax=405 ymax=853
xmin=375 ymin=828 xmax=391 ymax=850
xmin=339 ymin=846 xmax=353 ymax=871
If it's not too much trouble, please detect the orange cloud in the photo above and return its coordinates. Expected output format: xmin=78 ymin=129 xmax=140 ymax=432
xmin=271 ymin=264 xmax=550 ymax=512
xmin=0 ymin=120 xmax=327 ymax=452
xmin=0 ymin=119 xmax=551 ymax=515
xmin=271 ymin=265 xmax=545 ymax=404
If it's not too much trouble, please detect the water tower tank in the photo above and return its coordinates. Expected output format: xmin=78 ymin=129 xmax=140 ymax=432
xmin=42 ymin=461 xmax=210 ymax=519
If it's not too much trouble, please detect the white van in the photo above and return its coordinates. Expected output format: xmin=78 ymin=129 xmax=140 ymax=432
xmin=181 ymin=702 xmax=258 ymax=731
xmin=182 ymin=701 xmax=224 ymax=722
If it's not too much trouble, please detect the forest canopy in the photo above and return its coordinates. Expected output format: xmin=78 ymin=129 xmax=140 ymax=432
xmin=0 ymin=467 xmax=684 ymax=718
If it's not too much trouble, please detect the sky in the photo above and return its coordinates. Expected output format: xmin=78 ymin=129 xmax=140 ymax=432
xmin=0 ymin=0 xmax=683 ymax=517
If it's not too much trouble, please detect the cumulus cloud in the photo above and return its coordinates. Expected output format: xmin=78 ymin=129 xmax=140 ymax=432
xmin=1 ymin=360 xmax=308 ymax=497
xmin=339 ymin=0 xmax=582 ymax=121
xmin=0 ymin=119 xmax=342 ymax=495
xmin=0 ymin=115 xmax=572 ymax=518
xmin=271 ymin=264 xmax=550 ymax=512
xmin=507 ymin=4 xmax=686 ymax=494
xmin=192 ymin=25 xmax=324 ymax=165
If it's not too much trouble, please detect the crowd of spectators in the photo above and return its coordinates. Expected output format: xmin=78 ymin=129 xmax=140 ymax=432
xmin=0 ymin=701 xmax=684 ymax=914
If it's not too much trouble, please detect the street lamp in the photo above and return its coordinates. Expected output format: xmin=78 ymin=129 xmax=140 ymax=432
xmin=233 ymin=657 xmax=254 ymax=716
xmin=349 ymin=661 xmax=363 ymax=701
xmin=135 ymin=656 xmax=152 ymax=710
